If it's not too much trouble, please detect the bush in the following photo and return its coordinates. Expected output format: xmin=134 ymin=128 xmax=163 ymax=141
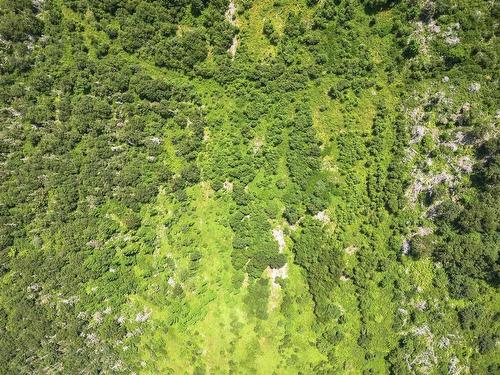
xmin=155 ymin=30 xmax=208 ymax=70
xmin=409 ymin=235 xmax=434 ymax=259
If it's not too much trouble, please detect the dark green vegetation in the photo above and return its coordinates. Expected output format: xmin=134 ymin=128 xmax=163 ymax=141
xmin=0 ymin=0 xmax=498 ymax=374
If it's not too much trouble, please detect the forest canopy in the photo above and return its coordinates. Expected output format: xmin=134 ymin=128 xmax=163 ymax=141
xmin=0 ymin=0 xmax=498 ymax=374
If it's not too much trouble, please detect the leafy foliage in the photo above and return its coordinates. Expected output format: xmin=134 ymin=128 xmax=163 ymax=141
xmin=0 ymin=0 xmax=498 ymax=373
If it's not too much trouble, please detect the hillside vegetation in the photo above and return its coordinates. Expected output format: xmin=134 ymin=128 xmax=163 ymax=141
xmin=0 ymin=0 xmax=498 ymax=374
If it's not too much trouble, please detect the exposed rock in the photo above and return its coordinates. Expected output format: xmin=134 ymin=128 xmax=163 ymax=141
xmin=135 ymin=310 xmax=151 ymax=323
xmin=321 ymin=156 xmax=338 ymax=173
xmin=468 ymin=82 xmax=481 ymax=93
xmin=417 ymin=226 xmax=433 ymax=236
xmin=225 ymin=0 xmax=237 ymax=26
xmin=86 ymin=239 xmax=101 ymax=249
xmin=402 ymin=227 xmax=432 ymax=255
xmin=32 ymin=0 xmax=45 ymax=11
xmin=406 ymin=325 xmax=437 ymax=371
xmin=444 ymin=23 xmax=461 ymax=45
xmin=85 ymin=332 xmax=99 ymax=346
xmin=241 ymin=273 xmax=249 ymax=288
xmin=272 ymin=228 xmax=286 ymax=253
xmin=410 ymin=348 xmax=437 ymax=373
xmin=344 ymin=245 xmax=358 ymax=255
xmin=456 ymin=156 xmax=473 ymax=173
xmin=438 ymin=336 xmax=450 ymax=349
xmin=453 ymin=131 xmax=474 ymax=145
xmin=27 ymin=283 xmax=42 ymax=292
xmin=103 ymin=307 xmax=112 ymax=315
xmin=402 ymin=239 xmax=411 ymax=255
xmin=414 ymin=324 xmax=432 ymax=338
xmin=93 ymin=311 xmax=104 ymax=325
xmin=413 ymin=299 xmax=428 ymax=311
xmin=252 ymin=137 xmax=263 ymax=154
xmin=61 ymin=295 xmax=79 ymax=306
xmin=228 ymin=36 xmax=239 ymax=58
xmin=268 ymin=263 xmax=288 ymax=283
xmin=411 ymin=125 xmax=427 ymax=143
xmin=410 ymin=107 xmax=425 ymax=126
xmin=87 ymin=195 xmax=98 ymax=209
xmin=448 ymin=356 xmax=466 ymax=375
xmin=267 ymin=263 xmax=288 ymax=311
xmin=441 ymin=141 xmax=456 ymax=152
xmin=428 ymin=21 xmax=440 ymax=34
xmin=407 ymin=172 xmax=454 ymax=203
xmin=408 ymin=179 xmax=424 ymax=203
xmin=430 ymin=172 xmax=454 ymax=186
xmin=413 ymin=22 xmax=431 ymax=55
xmin=223 ymin=180 xmax=233 ymax=192
xmin=226 ymin=1 xmax=238 ymax=57
xmin=314 ymin=210 xmax=330 ymax=223
xmin=4 ymin=107 xmax=22 ymax=117
xmin=340 ymin=275 xmax=350 ymax=282
xmin=404 ymin=147 xmax=419 ymax=163
xmin=445 ymin=35 xmax=460 ymax=45
xmin=111 ymin=360 xmax=125 ymax=372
